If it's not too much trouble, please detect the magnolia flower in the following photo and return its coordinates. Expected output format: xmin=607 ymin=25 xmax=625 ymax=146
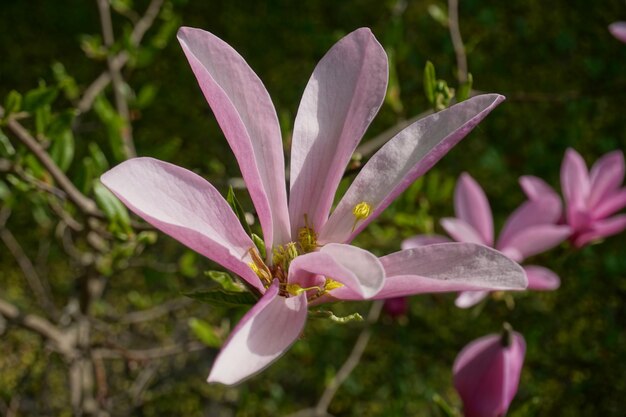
xmin=453 ymin=329 xmax=526 ymax=417
xmin=404 ymin=172 xmax=570 ymax=307
xmin=522 ymin=148 xmax=626 ymax=248
xmin=101 ymin=27 xmax=527 ymax=385
xmin=609 ymin=21 xmax=626 ymax=43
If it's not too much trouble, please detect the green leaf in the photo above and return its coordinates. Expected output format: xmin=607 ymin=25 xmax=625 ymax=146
xmin=93 ymin=180 xmax=131 ymax=228
xmin=457 ymin=73 xmax=473 ymax=102
xmin=88 ymin=142 xmax=110 ymax=174
xmin=0 ymin=128 xmax=15 ymax=156
xmin=427 ymin=4 xmax=449 ymax=28
xmin=226 ymin=185 xmax=252 ymax=235
xmin=49 ymin=129 xmax=75 ymax=172
xmin=423 ymin=61 xmax=436 ymax=105
xmin=184 ymin=288 xmax=257 ymax=308
xmin=432 ymin=394 xmax=460 ymax=417
xmin=93 ymin=95 xmax=126 ymax=162
xmin=179 ymin=251 xmax=199 ymax=278
xmin=23 ymin=87 xmax=58 ymax=113
xmin=251 ymin=233 xmax=266 ymax=259
xmin=205 ymin=270 xmax=246 ymax=292
xmin=310 ymin=309 xmax=364 ymax=324
xmin=51 ymin=62 xmax=79 ymax=100
xmin=134 ymin=84 xmax=159 ymax=109
xmin=4 ymin=90 xmax=22 ymax=115
xmin=188 ymin=318 xmax=222 ymax=348
xmin=384 ymin=48 xmax=404 ymax=115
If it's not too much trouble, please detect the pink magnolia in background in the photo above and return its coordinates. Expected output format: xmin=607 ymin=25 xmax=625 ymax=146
xmin=609 ymin=21 xmax=626 ymax=43
xmin=102 ymin=27 xmax=527 ymax=385
xmin=403 ymin=172 xmax=570 ymax=307
xmin=453 ymin=329 xmax=526 ymax=417
xmin=522 ymin=148 xmax=626 ymax=248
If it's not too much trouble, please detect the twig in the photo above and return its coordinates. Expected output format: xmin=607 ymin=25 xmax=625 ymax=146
xmin=120 ymin=297 xmax=192 ymax=324
xmin=0 ymin=208 xmax=59 ymax=317
xmin=448 ymin=0 xmax=468 ymax=84
xmin=93 ymin=341 xmax=206 ymax=361
xmin=0 ymin=106 xmax=100 ymax=216
xmin=77 ymin=0 xmax=164 ymax=114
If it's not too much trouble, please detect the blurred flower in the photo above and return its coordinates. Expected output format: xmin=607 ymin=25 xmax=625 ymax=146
xmin=383 ymin=297 xmax=408 ymax=318
xmin=522 ymin=148 xmax=626 ymax=248
xmin=453 ymin=327 xmax=526 ymax=417
xmin=609 ymin=22 xmax=626 ymax=43
xmin=404 ymin=172 xmax=570 ymax=307
xmin=102 ymin=27 xmax=527 ymax=385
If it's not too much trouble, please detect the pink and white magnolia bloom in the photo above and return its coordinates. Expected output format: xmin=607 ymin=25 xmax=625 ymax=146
xmin=101 ymin=27 xmax=527 ymax=385
xmin=522 ymin=148 xmax=626 ymax=248
xmin=609 ymin=22 xmax=626 ymax=43
xmin=404 ymin=172 xmax=570 ymax=308
xmin=453 ymin=330 xmax=526 ymax=417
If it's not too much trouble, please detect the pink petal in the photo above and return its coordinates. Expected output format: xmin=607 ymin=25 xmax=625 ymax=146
xmin=207 ymin=281 xmax=307 ymax=385
xmin=330 ymin=243 xmax=526 ymax=300
xmin=519 ymin=175 xmax=560 ymax=202
xmin=453 ymin=332 xmax=526 ymax=417
xmin=523 ymin=265 xmax=560 ymax=291
xmin=289 ymin=244 xmax=384 ymax=299
xmin=454 ymin=173 xmax=494 ymax=245
xmin=289 ymin=28 xmax=388 ymax=236
xmin=320 ymin=94 xmax=505 ymax=244
xmin=498 ymin=224 xmax=571 ymax=262
xmin=440 ymin=218 xmax=486 ymax=245
xmin=593 ymin=188 xmax=626 ymax=219
xmin=588 ymin=151 xmax=625 ymax=209
xmin=401 ymin=234 xmax=451 ymax=249
xmin=455 ymin=291 xmax=489 ymax=308
xmin=101 ymin=158 xmax=262 ymax=291
xmin=177 ymin=27 xmax=290 ymax=250
xmin=496 ymin=198 xmax=564 ymax=250
xmin=561 ymin=148 xmax=590 ymax=224
xmin=609 ymin=22 xmax=626 ymax=43
xmin=573 ymin=214 xmax=626 ymax=247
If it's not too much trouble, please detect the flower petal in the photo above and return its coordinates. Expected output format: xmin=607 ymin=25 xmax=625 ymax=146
xmin=453 ymin=332 xmax=526 ymax=417
xmin=177 ymin=27 xmax=290 ymax=249
xmin=523 ymin=265 xmax=560 ymax=291
xmin=440 ymin=218 xmax=486 ymax=245
xmin=207 ymin=281 xmax=307 ymax=385
xmin=609 ymin=21 xmax=626 ymax=43
xmin=401 ymin=234 xmax=451 ymax=249
xmin=455 ymin=291 xmax=489 ymax=308
xmin=573 ymin=214 xmax=626 ymax=247
xmin=454 ymin=173 xmax=494 ymax=245
xmin=289 ymin=28 xmax=388 ymax=235
xmin=330 ymin=243 xmax=526 ymax=300
xmin=319 ymin=94 xmax=505 ymax=244
xmin=593 ymin=188 xmax=626 ymax=219
xmin=588 ymin=150 xmax=625 ymax=209
xmin=561 ymin=148 xmax=590 ymax=223
xmin=496 ymin=198 xmax=563 ymax=250
xmin=498 ymin=224 xmax=571 ymax=262
xmin=289 ymin=244 xmax=384 ymax=299
xmin=101 ymin=157 xmax=262 ymax=290
xmin=519 ymin=175 xmax=560 ymax=202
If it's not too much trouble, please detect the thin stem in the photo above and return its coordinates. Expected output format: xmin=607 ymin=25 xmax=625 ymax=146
xmin=448 ymin=0 xmax=468 ymax=84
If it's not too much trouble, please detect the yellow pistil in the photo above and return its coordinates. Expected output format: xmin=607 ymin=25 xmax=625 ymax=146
xmin=351 ymin=201 xmax=372 ymax=231
xmin=286 ymin=283 xmax=322 ymax=296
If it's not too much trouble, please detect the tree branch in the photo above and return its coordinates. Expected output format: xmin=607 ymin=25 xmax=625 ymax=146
xmin=448 ymin=0 xmax=468 ymax=84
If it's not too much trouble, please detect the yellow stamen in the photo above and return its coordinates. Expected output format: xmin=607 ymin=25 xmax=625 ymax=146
xmin=324 ymin=278 xmax=344 ymax=292
xmin=351 ymin=201 xmax=372 ymax=232
xmin=286 ymin=283 xmax=322 ymax=296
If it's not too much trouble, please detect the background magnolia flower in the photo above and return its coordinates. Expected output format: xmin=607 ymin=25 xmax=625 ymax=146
xmin=609 ymin=22 xmax=626 ymax=43
xmin=102 ymin=27 xmax=527 ymax=385
xmin=403 ymin=172 xmax=570 ymax=308
xmin=453 ymin=329 xmax=526 ymax=417
xmin=522 ymin=148 xmax=626 ymax=248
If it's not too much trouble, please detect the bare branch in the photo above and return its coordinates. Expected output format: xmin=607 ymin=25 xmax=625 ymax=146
xmin=448 ymin=0 xmax=468 ymax=84
xmin=120 ymin=297 xmax=193 ymax=324
xmin=93 ymin=341 xmax=206 ymax=361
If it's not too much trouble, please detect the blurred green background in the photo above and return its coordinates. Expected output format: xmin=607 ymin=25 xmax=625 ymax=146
xmin=1 ymin=0 xmax=625 ymax=416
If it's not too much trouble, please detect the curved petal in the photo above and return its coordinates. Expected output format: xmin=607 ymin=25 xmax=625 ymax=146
xmin=498 ymin=224 xmax=571 ymax=262
xmin=330 ymin=243 xmax=526 ymax=300
xmin=320 ymin=94 xmax=505 ymax=244
xmin=561 ymin=148 xmax=590 ymax=222
xmin=497 ymin=198 xmax=563 ymax=250
xmin=588 ymin=151 xmax=625 ymax=209
xmin=101 ymin=158 xmax=262 ymax=291
xmin=401 ymin=234 xmax=451 ymax=249
xmin=455 ymin=291 xmax=489 ymax=308
xmin=573 ymin=214 xmax=626 ymax=248
xmin=289 ymin=28 xmax=388 ymax=235
xmin=519 ymin=175 xmax=560 ymax=202
xmin=454 ymin=173 xmax=494 ymax=245
xmin=207 ymin=281 xmax=307 ymax=385
xmin=289 ymin=244 xmax=384 ymax=299
xmin=453 ymin=332 xmax=526 ymax=417
xmin=593 ymin=188 xmax=626 ymax=219
xmin=177 ymin=27 xmax=290 ymax=250
xmin=440 ymin=218 xmax=486 ymax=245
xmin=609 ymin=21 xmax=626 ymax=43
xmin=523 ymin=265 xmax=560 ymax=291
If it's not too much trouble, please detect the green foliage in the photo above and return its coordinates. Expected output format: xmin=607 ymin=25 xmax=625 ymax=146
xmin=184 ymin=288 xmax=258 ymax=308
xmin=188 ymin=317 xmax=223 ymax=347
